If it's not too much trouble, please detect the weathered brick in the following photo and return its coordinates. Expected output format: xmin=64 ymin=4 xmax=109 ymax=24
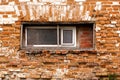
xmin=0 ymin=0 xmax=119 ymax=79
xmin=0 ymin=57 xmax=9 ymax=63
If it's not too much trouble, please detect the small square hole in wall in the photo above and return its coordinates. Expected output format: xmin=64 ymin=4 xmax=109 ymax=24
xmin=21 ymin=22 xmax=95 ymax=51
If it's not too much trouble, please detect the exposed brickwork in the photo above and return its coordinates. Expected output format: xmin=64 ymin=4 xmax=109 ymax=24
xmin=79 ymin=26 xmax=93 ymax=48
xmin=0 ymin=0 xmax=120 ymax=80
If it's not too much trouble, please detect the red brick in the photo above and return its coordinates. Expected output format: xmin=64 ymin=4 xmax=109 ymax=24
xmin=109 ymin=11 xmax=119 ymax=14
xmin=9 ymin=60 xmax=20 ymax=66
xmin=102 ymin=1 xmax=112 ymax=4
xmin=0 ymin=0 xmax=119 ymax=79
xmin=3 ymin=15 xmax=8 ymax=18
xmin=2 ymin=31 xmax=11 ymax=35
xmin=0 ymin=57 xmax=9 ymax=63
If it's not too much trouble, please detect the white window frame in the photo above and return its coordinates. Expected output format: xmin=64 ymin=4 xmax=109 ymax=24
xmin=25 ymin=26 xmax=76 ymax=47
xmin=61 ymin=27 xmax=76 ymax=47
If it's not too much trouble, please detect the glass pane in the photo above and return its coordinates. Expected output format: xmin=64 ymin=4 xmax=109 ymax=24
xmin=27 ymin=28 xmax=57 ymax=45
xmin=27 ymin=29 xmax=39 ymax=45
xmin=39 ymin=29 xmax=57 ymax=45
xmin=63 ymin=30 xmax=72 ymax=43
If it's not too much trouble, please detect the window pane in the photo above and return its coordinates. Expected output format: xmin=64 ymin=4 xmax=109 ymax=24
xmin=63 ymin=30 xmax=72 ymax=43
xmin=39 ymin=29 xmax=57 ymax=45
xmin=27 ymin=29 xmax=39 ymax=45
xmin=27 ymin=28 xmax=57 ymax=45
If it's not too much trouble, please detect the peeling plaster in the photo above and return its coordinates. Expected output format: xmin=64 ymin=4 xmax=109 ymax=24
xmin=112 ymin=2 xmax=119 ymax=5
xmin=0 ymin=1 xmax=95 ymax=24
xmin=8 ymin=1 xmax=15 ymax=5
xmin=75 ymin=0 xmax=86 ymax=2
xmin=21 ymin=4 xmax=27 ymax=16
xmin=0 ymin=5 xmax=14 ymax=12
xmin=28 ymin=5 xmax=35 ymax=20
xmin=0 ymin=27 xmax=3 ymax=31
xmin=116 ymin=31 xmax=120 ymax=34
xmin=115 ymin=43 xmax=119 ymax=47
xmin=95 ymin=2 xmax=102 ymax=11
xmin=111 ymin=21 xmax=117 ymax=24
xmin=104 ymin=24 xmax=115 ymax=28
xmin=19 ymin=0 xmax=30 ymax=2
xmin=96 ymin=26 xmax=101 ymax=32
xmin=84 ymin=11 xmax=91 ymax=20
xmin=14 ymin=5 xmax=20 ymax=16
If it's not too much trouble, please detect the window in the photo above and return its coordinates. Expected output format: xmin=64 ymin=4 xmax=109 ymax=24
xmin=26 ymin=26 xmax=76 ymax=47
xmin=21 ymin=22 xmax=95 ymax=50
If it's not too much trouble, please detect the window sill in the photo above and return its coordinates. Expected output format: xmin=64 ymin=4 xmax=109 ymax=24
xmin=20 ymin=47 xmax=96 ymax=54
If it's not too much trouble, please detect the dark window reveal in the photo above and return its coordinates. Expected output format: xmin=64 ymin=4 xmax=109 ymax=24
xmin=21 ymin=22 xmax=95 ymax=50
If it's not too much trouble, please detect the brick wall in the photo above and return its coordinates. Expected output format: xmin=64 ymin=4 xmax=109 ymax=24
xmin=0 ymin=0 xmax=120 ymax=79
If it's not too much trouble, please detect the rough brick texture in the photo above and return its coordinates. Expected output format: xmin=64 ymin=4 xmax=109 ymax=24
xmin=0 ymin=0 xmax=120 ymax=80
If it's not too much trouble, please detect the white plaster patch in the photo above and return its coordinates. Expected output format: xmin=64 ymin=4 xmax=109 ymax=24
xmin=28 ymin=5 xmax=35 ymax=20
xmin=41 ymin=0 xmax=65 ymax=2
xmin=1 ymin=71 xmax=8 ymax=74
xmin=54 ymin=68 xmax=68 ymax=78
xmin=109 ymin=25 xmax=115 ymax=28
xmin=41 ymin=0 xmax=50 ymax=2
xmin=8 ymin=15 xmax=12 ymax=18
xmin=75 ymin=0 xmax=86 ymax=2
xmin=53 ymin=2 xmax=61 ymax=5
xmin=8 ymin=1 xmax=15 ymax=5
xmin=96 ymin=26 xmax=101 ymax=32
xmin=3 ymin=18 xmax=9 ymax=24
xmin=80 ymin=5 xmax=84 ymax=11
xmin=1 ymin=17 xmax=18 ymax=24
xmin=111 ymin=21 xmax=117 ymax=24
xmin=27 ymin=2 xmax=46 ymax=5
xmin=21 ymin=4 xmax=27 ymax=16
xmin=116 ymin=31 xmax=120 ymax=34
xmin=79 ymin=2 xmax=83 ymax=5
xmin=6 ymin=0 xmax=8 ymax=2
xmin=84 ymin=11 xmax=91 ymax=20
xmin=119 ymin=34 xmax=120 ymax=37
xmin=33 ymin=0 xmax=38 ymax=3
xmin=0 ymin=5 xmax=14 ymax=12
xmin=0 ymin=15 xmax=3 ymax=24
xmin=12 ymin=17 xmax=18 ymax=21
xmin=19 ymin=0 xmax=30 ymax=2
xmin=17 ymin=73 xmax=27 ymax=78
xmin=68 ymin=10 xmax=72 ymax=19
xmin=104 ymin=24 xmax=115 ymax=28
xmin=9 ymin=68 xmax=21 ymax=72
xmin=63 ymin=6 xmax=66 ymax=16
xmin=0 ymin=21 xmax=3 ymax=24
xmin=0 ymin=15 xmax=3 ymax=18
xmin=96 ymin=2 xmax=102 ymax=5
xmin=115 ymin=43 xmax=119 ymax=47
xmin=100 ymin=40 xmax=106 ymax=44
xmin=14 ymin=5 xmax=20 ymax=16
xmin=95 ymin=2 xmax=102 ymax=10
xmin=0 ymin=28 xmax=3 ymax=31
xmin=112 ymin=2 xmax=119 ymax=5
xmin=1 ymin=47 xmax=8 ymax=52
